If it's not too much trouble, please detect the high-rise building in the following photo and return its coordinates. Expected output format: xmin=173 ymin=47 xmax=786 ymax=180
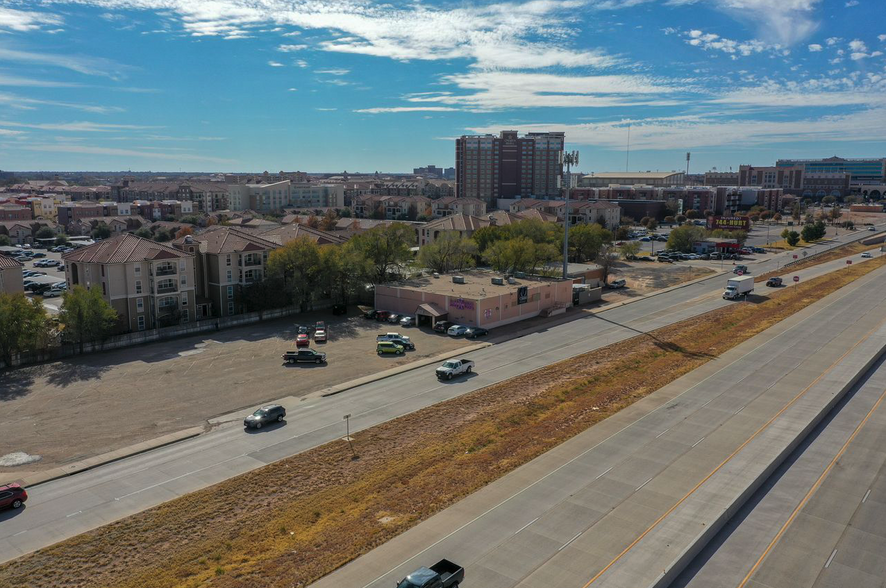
xmin=456 ymin=131 xmax=564 ymax=207
xmin=776 ymin=157 xmax=886 ymax=188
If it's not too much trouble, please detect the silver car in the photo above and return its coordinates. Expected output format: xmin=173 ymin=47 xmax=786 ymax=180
xmin=447 ymin=325 xmax=469 ymax=337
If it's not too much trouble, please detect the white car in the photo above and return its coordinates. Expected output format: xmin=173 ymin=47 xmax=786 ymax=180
xmin=447 ymin=325 xmax=469 ymax=337
xmin=399 ymin=316 xmax=415 ymax=327
xmin=861 ymin=252 xmax=872 ymax=258
xmin=314 ymin=327 xmax=327 ymax=342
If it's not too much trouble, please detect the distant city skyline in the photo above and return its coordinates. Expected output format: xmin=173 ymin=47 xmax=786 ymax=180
xmin=0 ymin=1 xmax=884 ymax=172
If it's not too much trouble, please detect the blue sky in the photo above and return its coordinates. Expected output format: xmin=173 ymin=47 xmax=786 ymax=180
xmin=0 ymin=0 xmax=884 ymax=173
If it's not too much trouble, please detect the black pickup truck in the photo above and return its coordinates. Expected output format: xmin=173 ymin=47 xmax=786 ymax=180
xmin=396 ymin=559 xmax=464 ymax=588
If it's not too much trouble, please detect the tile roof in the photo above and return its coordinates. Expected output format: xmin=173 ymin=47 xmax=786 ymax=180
xmin=261 ymin=223 xmax=346 ymax=246
xmin=172 ymin=226 xmax=278 ymax=254
xmin=423 ymin=213 xmax=490 ymax=232
xmin=63 ymin=233 xmax=191 ymax=264
xmin=0 ymin=254 xmax=22 ymax=269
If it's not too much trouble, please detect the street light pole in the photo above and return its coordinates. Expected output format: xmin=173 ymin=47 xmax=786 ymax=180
xmin=562 ymin=151 xmax=579 ymax=280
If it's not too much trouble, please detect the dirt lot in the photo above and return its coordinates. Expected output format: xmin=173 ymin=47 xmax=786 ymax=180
xmin=0 ymin=308 xmax=473 ymax=476
xmin=4 ymin=253 xmax=883 ymax=588
xmin=609 ymin=260 xmax=716 ymax=297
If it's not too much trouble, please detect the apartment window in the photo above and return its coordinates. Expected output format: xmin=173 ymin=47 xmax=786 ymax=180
xmin=227 ymin=285 xmax=234 ymax=300
xmin=137 ymin=316 xmax=145 ymax=331
xmin=179 ymin=261 xmax=186 ymax=271
xmin=134 ymin=265 xmax=141 ymax=276
xmin=227 ymin=301 xmax=234 ymax=314
xmin=158 ymin=296 xmax=177 ymax=308
xmin=181 ymin=296 xmax=188 ymax=306
xmin=181 ymin=309 xmax=189 ymax=323
xmin=137 ymin=298 xmax=144 ymax=312
xmin=226 ymin=269 xmax=232 ymax=282
xmin=102 ymin=282 xmax=106 ymax=296
xmin=135 ymin=280 xmax=142 ymax=294
xmin=226 ymin=255 xmax=231 ymax=266
xmin=101 ymin=266 xmax=105 ymax=277
xmin=180 ymin=274 xmax=187 ymax=287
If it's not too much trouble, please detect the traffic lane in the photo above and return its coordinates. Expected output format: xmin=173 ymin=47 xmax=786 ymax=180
xmin=306 ymin=261 xmax=886 ymax=588
xmin=672 ymin=353 xmax=886 ymax=588
xmin=0 ymin=231 xmax=874 ymax=562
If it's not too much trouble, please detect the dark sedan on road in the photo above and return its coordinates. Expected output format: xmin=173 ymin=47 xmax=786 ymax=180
xmin=766 ymin=277 xmax=783 ymax=287
xmin=244 ymin=404 xmax=286 ymax=429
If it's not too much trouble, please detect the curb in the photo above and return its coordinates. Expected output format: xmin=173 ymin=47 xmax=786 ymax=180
xmin=6 ymin=426 xmax=204 ymax=488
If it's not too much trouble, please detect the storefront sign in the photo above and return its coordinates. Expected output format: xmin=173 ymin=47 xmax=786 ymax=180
xmin=449 ymin=298 xmax=475 ymax=311
xmin=707 ymin=216 xmax=751 ymax=231
xmin=517 ymin=286 xmax=528 ymax=305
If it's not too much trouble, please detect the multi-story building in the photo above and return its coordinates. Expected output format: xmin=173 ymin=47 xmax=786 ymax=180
xmin=57 ymin=202 xmax=104 ymax=227
xmin=738 ymin=165 xmax=803 ymax=191
xmin=431 ymin=197 xmax=487 ymax=218
xmin=579 ymin=171 xmax=685 ymax=187
xmin=63 ymin=234 xmax=197 ymax=332
xmin=172 ymin=227 xmax=278 ymax=318
xmin=799 ymin=172 xmax=853 ymax=198
xmin=456 ymin=131 xmax=565 ymax=206
xmin=227 ymin=180 xmax=291 ymax=212
xmin=112 ymin=181 xmax=229 ymax=212
xmin=777 ymin=156 xmax=886 ymax=189
xmin=419 ymin=214 xmax=490 ymax=246
xmin=353 ymin=195 xmax=430 ymax=219
xmin=0 ymin=203 xmax=32 ymax=221
xmin=0 ymin=254 xmax=24 ymax=294
xmin=413 ymin=165 xmax=445 ymax=178
xmin=289 ymin=183 xmax=344 ymax=208
xmin=703 ymin=171 xmax=739 ymax=186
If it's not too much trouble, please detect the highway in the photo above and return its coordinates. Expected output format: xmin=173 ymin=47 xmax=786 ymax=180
xmin=0 ymin=228 xmax=881 ymax=563
xmin=308 ymin=251 xmax=886 ymax=588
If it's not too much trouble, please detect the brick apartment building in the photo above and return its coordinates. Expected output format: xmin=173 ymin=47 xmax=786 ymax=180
xmin=0 ymin=203 xmax=32 ymax=221
xmin=456 ymin=131 xmax=564 ymax=206
xmin=64 ymin=234 xmax=197 ymax=332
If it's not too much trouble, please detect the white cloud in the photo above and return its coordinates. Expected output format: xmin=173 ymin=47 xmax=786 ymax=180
xmin=684 ymin=29 xmax=769 ymax=56
xmin=267 ymin=60 xmax=284 ymax=67
xmin=314 ymin=68 xmax=349 ymax=75
xmin=355 ymin=106 xmax=461 ymax=114
xmin=287 ymin=87 xmax=297 ymax=91
xmin=293 ymin=59 xmax=308 ymax=67
xmin=0 ymin=121 xmax=160 ymax=132
xmin=808 ymin=43 xmax=822 ymax=52
xmin=845 ymin=0 xmax=859 ymax=6
xmin=0 ymin=7 xmax=63 ymax=32
xmin=0 ymin=74 xmax=81 ymax=87
xmin=0 ymin=91 xmax=123 ymax=113
xmin=277 ymin=44 xmax=306 ymax=52
xmin=21 ymin=143 xmax=236 ymax=164
xmin=315 ymin=107 xmax=337 ymax=111
xmin=849 ymin=39 xmax=868 ymax=52
xmin=826 ymin=37 xmax=842 ymax=45
xmin=0 ymin=46 xmax=130 ymax=79
xmin=879 ymin=34 xmax=886 ymax=42
xmin=699 ymin=0 xmax=821 ymax=46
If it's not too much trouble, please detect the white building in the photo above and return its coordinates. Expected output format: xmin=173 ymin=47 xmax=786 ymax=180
xmin=289 ymin=183 xmax=344 ymax=208
xmin=227 ymin=180 xmax=291 ymax=211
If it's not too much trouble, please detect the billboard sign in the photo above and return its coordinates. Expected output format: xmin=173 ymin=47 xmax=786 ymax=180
xmin=707 ymin=216 xmax=751 ymax=231
xmin=517 ymin=286 xmax=528 ymax=305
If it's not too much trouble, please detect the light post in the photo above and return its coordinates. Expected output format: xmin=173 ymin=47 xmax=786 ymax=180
xmin=562 ymin=151 xmax=579 ymax=280
xmin=343 ymin=414 xmax=356 ymax=458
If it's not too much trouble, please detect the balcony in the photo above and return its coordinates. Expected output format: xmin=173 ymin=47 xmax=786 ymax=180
xmin=157 ymin=285 xmax=178 ymax=294
xmin=155 ymin=266 xmax=177 ymax=276
xmin=243 ymin=258 xmax=262 ymax=267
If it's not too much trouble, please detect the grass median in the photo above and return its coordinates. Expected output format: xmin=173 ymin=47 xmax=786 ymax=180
xmin=755 ymin=239 xmax=880 ymax=282
xmin=4 ymin=256 xmax=886 ymax=588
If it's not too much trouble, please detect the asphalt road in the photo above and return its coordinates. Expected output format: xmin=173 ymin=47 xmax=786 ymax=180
xmin=0 ymin=227 xmax=881 ymax=564
xmin=308 ymin=250 xmax=886 ymax=588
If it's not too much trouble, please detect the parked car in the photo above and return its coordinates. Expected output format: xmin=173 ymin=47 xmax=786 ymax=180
xmin=377 ymin=333 xmax=414 ymax=349
xmin=657 ymin=256 xmax=673 ymax=263
xmin=436 ymin=358 xmax=474 ymax=380
xmin=861 ymin=252 xmax=873 ymax=258
xmin=14 ymin=256 xmax=30 ymax=262
xmin=387 ymin=313 xmax=400 ymax=324
xmin=0 ymin=483 xmax=28 ymax=510
xmin=30 ymin=252 xmax=46 ymax=258
xmin=869 ymin=226 xmax=877 ymax=231
xmin=377 ymin=341 xmax=405 ymax=355
xmin=753 ymin=247 xmax=766 ymax=254
xmin=282 ymin=349 xmax=326 ymax=364
xmin=433 ymin=321 xmax=454 ymax=333
xmin=296 ymin=333 xmax=310 ymax=347
xmin=465 ymin=327 xmax=488 ymax=339
xmin=243 ymin=404 xmax=286 ymax=429
xmin=314 ymin=325 xmax=328 ymax=342
xmin=400 ymin=316 xmax=415 ymax=327
xmin=447 ymin=324 xmax=469 ymax=337
xmin=606 ymin=279 xmax=627 ymax=289
xmin=639 ymin=236 xmax=651 ymax=242
xmin=766 ymin=277 xmax=783 ymax=287
xmin=362 ymin=309 xmax=378 ymax=319
xmin=375 ymin=310 xmax=391 ymax=322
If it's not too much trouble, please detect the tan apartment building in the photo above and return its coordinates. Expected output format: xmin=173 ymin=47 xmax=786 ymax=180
xmin=0 ymin=254 xmax=24 ymax=294
xmin=172 ymin=226 xmax=278 ymax=318
xmin=419 ymin=214 xmax=490 ymax=246
xmin=63 ymin=234 xmax=197 ymax=332
xmin=431 ymin=197 xmax=487 ymax=218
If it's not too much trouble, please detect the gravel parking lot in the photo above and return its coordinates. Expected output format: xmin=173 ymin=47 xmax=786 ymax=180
xmin=0 ymin=308 xmax=475 ymax=476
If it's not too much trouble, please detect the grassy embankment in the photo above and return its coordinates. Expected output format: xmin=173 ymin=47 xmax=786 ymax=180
xmin=3 ymin=256 xmax=886 ymax=588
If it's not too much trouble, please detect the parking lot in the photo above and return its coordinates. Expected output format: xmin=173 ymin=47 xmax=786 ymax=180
xmin=17 ymin=248 xmax=68 ymax=314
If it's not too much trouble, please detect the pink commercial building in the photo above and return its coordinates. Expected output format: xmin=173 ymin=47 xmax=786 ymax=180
xmin=374 ymin=270 xmax=573 ymax=329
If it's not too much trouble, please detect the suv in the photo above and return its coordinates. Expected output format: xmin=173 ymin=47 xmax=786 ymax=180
xmin=377 ymin=341 xmax=405 ymax=355
xmin=0 ymin=483 xmax=28 ymax=510
xmin=243 ymin=404 xmax=286 ymax=429
xmin=766 ymin=277 xmax=783 ymax=287
xmin=433 ymin=320 xmax=454 ymax=333
xmin=733 ymin=265 xmax=749 ymax=275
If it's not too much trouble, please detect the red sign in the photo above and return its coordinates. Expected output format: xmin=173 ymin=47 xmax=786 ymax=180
xmin=793 ymin=254 xmax=798 ymax=259
xmin=847 ymin=260 xmax=852 ymax=265
xmin=707 ymin=216 xmax=752 ymax=232
xmin=793 ymin=276 xmax=800 ymax=283
xmin=736 ymin=270 xmax=744 ymax=276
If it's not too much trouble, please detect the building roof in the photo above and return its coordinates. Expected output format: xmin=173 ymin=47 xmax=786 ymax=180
xmin=63 ymin=233 xmax=191 ymax=264
xmin=173 ymin=226 xmax=278 ymax=254
xmin=0 ymin=254 xmax=22 ymax=269
xmin=422 ymin=213 xmax=490 ymax=232
xmin=260 ymin=223 xmax=346 ymax=246
xmin=386 ymin=269 xmax=561 ymax=298
xmin=587 ymin=171 xmax=683 ymax=179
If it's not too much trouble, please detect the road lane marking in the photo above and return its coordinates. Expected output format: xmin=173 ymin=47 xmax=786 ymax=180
xmin=655 ymin=428 xmax=670 ymax=439
xmin=515 ymin=518 xmax=539 ymax=535
xmin=735 ymin=405 xmax=746 ymax=415
xmin=595 ymin=467 xmax=613 ymax=480
xmin=114 ymin=453 xmax=248 ymax=501
xmin=824 ymin=549 xmax=837 ymax=569
xmin=559 ymin=532 xmax=582 ymax=551
xmin=581 ymin=314 xmax=886 ymax=588
xmin=636 ymin=478 xmax=653 ymax=492
xmin=691 ymin=437 xmax=705 ymax=448
xmin=736 ymin=386 xmax=886 ymax=588
xmin=862 ymin=489 xmax=871 ymax=503
xmin=12 ymin=530 xmax=28 ymax=537
xmin=66 ymin=511 xmax=81 ymax=518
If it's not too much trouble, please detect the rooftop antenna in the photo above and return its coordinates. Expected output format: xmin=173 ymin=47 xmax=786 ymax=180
xmin=625 ymin=123 xmax=631 ymax=172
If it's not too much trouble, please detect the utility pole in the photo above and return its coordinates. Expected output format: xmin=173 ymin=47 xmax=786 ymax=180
xmin=343 ymin=414 xmax=356 ymax=458
xmin=562 ymin=151 xmax=579 ymax=279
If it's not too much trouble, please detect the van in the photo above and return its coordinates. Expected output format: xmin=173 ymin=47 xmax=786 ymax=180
xmin=377 ymin=341 xmax=405 ymax=355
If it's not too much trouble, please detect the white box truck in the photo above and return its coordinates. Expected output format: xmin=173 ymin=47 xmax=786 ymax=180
xmin=723 ymin=275 xmax=754 ymax=300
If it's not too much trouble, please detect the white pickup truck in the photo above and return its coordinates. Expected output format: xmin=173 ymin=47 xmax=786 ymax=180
xmin=436 ymin=358 xmax=474 ymax=380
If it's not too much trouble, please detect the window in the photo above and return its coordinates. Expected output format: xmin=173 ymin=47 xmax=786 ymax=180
xmin=137 ymin=298 xmax=144 ymax=312
xmin=227 ymin=301 xmax=234 ymax=314
xmin=226 ymin=255 xmax=231 ymax=266
xmin=181 ymin=310 xmax=189 ymax=323
xmin=227 ymin=285 xmax=234 ymax=299
xmin=101 ymin=266 xmax=105 ymax=277
xmin=181 ymin=296 xmax=188 ymax=306
xmin=134 ymin=265 xmax=141 ymax=276
xmin=135 ymin=280 xmax=142 ymax=294
xmin=180 ymin=274 xmax=187 ymax=287
xmin=179 ymin=261 xmax=186 ymax=271
xmin=102 ymin=282 xmax=106 ymax=296
xmin=137 ymin=316 xmax=145 ymax=331
xmin=158 ymin=296 xmax=177 ymax=308
xmin=157 ymin=278 xmax=176 ymax=292
xmin=226 ymin=269 xmax=232 ymax=282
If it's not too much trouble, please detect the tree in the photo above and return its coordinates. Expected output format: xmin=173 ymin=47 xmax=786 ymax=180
xmin=822 ymin=195 xmax=837 ymax=206
xmin=786 ymin=231 xmax=801 ymax=247
xmin=59 ymin=285 xmax=118 ymax=353
xmin=646 ymin=218 xmax=658 ymax=231
xmin=829 ymin=206 xmax=843 ymax=223
xmin=619 ymin=241 xmax=641 ymax=260
xmin=407 ymin=204 xmax=418 ymax=222
xmin=175 ymin=226 xmax=193 ymax=239
xmin=418 ymin=232 xmax=478 ymax=273
xmin=266 ymin=236 xmax=323 ymax=312
xmin=483 ymin=237 xmax=559 ymax=274
xmin=153 ymin=229 xmax=173 ymax=242
xmin=615 ymin=225 xmax=630 ymax=240
xmin=781 ymin=228 xmax=791 ymax=240
xmin=318 ymin=243 xmax=372 ymax=305
xmin=675 ymin=215 xmax=687 ymax=225
xmin=348 ymin=223 xmax=415 ymax=283
xmin=306 ymin=213 xmax=320 ymax=229
xmin=596 ymin=244 xmax=618 ymax=285
xmin=472 ymin=225 xmax=505 ymax=252
xmin=569 ymin=223 xmax=612 ymax=262
xmin=179 ymin=215 xmax=201 ymax=225
xmin=135 ymin=228 xmax=152 ymax=239
xmin=91 ymin=224 xmax=112 ymax=240
xmin=702 ymin=209 xmax=714 ymax=218
xmin=685 ymin=209 xmax=700 ymax=219
xmin=320 ymin=209 xmax=338 ymax=231
xmin=240 ymin=276 xmax=290 ymax=315
xmin=0 ymin=293 xmax=49 ymax=366
xmin=773 ymin=213 xmax=782 ymax=222
xmin=759 ymin=210 xmax=772 ymax=221
xmin=35 ymin=226 xmax=56 ymax=240
xmin=371 ymin=204 xmax=385 ymax=220
xmin=667 ymin=225 xmax=705 ymax=252
xmin=639 ymin=216 xmax=652 ymax=227
xmin=663 ymin=216 xmax=676 ymax=225
xmin=801 ymin=224 xmax=818 ymax=243
xmin=54 ymin=234 xmax=69 ymax=246
xmin=792 ymin=203 xmax=802 ymax=221
xmin=748 ymin=212 xmax=761 ymax=223
xmin=0 ymin=235 xmax=10 ymax=247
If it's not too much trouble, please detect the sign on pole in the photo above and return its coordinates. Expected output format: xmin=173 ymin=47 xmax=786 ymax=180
xmin=736 ymin=270 xmax=743 ymax=276
xmin=793 ymin=254 xmax=798 ymax=259
xmin=847 ymin=259 xmax=852 ymax=265
xmin=793 ymin=276 xmax=800 ymax=283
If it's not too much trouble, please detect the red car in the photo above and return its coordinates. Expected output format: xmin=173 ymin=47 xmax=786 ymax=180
xmin=0 ymin=483 xmax=28 ymax=510
xmin=296 ymin=333 xmax=310 ymax=347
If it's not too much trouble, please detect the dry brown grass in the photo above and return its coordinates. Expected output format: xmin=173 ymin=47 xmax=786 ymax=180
xmin=3 ymin=256 xmax=886 ymax=588
xmin=755 ymin=239 xmax=880 ymax=282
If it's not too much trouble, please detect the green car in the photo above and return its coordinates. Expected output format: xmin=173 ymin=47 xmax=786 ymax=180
xmin=377 ymin=341 xmax=405 ymax=355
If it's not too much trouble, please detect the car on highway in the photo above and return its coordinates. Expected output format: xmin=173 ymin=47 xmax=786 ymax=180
xmin=733 ymin=265 xmax=749 ymax=274
xmin=296 ymin=332 xmax=310 ymax=347
xmin=243 ymin=404 xmax=286 ymax=429
xmin=282 ymin=349 xmax=327 ymax=364
xmin=766 ymin=277 xmax=783 ymax=287
xmin=447 ymin=324 xmax=469 ymax=337
xmin=0 ymin=483 xmax=28 ymax=510
xmin=861 ymin=252 xmax=872 ymax=258
xmin=377 ymin=340 xmax=405 ymax=355
xmin=433 ymin=320 xmax=454 ymax=333
xmin=400 ymin=316 xmax=415 ymax=327
xmin=397 ymin=559 xmax=464 ymax=588
xmin=869 ymin=226 xmax=877 ymax=231
xmin=436 ymin=358 xmax=474 ymax=380
xmin=465 ymin=327 xmax=488 ymax=339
